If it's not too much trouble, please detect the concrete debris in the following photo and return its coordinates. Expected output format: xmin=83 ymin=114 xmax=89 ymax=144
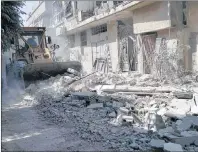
xmin=164 ymin=110 xmax=186 ymax=119
xmin=177 ymin=116 xmax=198 ymax=131
xmin=22 ymin=72 xmax=198 ymax=151
xmin=180 ymin=131 xmax=198 ymax=137
xmin=172 ymin=136 xmax=198 ymax=147
xmin=108 ymin=111 xmax=117 ymax=117
xmin=163 ymin=143 xmax=183 ymax=152
xmin=87 ymin=103 xmax=104 ymax=109
xmin=173 ymin=91 xmax=193 ymax=99
xmin=195 ymin=139 xmax=198 ymax=146
xmin=150 ymin=139 xmax=165 ymax=148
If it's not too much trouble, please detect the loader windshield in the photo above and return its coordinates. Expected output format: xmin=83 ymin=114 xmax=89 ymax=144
xmin=20 ymin=32 xmax=43 ymax=48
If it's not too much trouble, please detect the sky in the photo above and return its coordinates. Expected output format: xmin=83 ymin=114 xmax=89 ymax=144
xmin=21 ymin=1 xmax=39 ymax=24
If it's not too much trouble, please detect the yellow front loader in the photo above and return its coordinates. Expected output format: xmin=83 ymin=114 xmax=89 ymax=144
xmin=12 ymin=27 xmax=81 ymax=83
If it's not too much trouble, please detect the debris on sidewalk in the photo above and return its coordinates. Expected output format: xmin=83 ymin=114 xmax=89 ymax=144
xmin=23 ymin=72 xmax=198 ymax=151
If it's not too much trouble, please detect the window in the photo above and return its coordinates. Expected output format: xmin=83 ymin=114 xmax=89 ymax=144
xmin=182 ymin=1 xmax=187 ymax=25
xmin=68 ymin=35 xmax=75 ymax=48
xmin=91 ymin=24 xmax=107 ymax=35
xmin=20 ymin=33 xmax=42 ymax=48
xmin=113 ymin=1 xmax=123 ymax=6
xmin=80 ymin=31 xmax=87 ymax=46
xmin=65 ymin=1 xmax=73 ymax=18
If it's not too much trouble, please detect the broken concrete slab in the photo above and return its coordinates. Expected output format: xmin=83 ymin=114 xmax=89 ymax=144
xmin=175 ymin=120 xmax=182 ymax=126
xmin=112 ymin=101 xmax=124 ymax=108
xmin=108 ymin=111 xmax=117 ymax=117
xmin=122 ymin=115 xmax=134 ymax=122
xmin=171 ymin=136 xmax=198 ymax=147
xmin=173 ymin=91 xmax=193 ymax=99
xmin=180 ymin=131 xmax=198 ymax=137
xmin=150 ymin=139 xmax=165 ymax=148
xmin=158 ymin=127 xmax=175 ymax=137
xmin=157 ymin=108 xmax=167 ymax=116
xmin=177 ymin=120 xmax=192 ymax=131
xmin=194 ymin=139 xmax=198 ymax=146
xmin=164 ymin=110 xmax=186 ymax=119
xmin=119 ymin=107 xmax=130 ymax=114
xmin=87 ymin=103 xmax=103 ymax=109
xmin=163 ymin=143 xmax=183 ymax=152
xmin=177 ymin=116 xmax=198 ymax=131
xmin=109 ymin=114 xmax=123 ymax=126
xmin=170 ymin=99 xmax=191 ymax=113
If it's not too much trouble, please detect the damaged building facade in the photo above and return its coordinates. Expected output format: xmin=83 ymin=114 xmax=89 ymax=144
xmin=26 ymin=1 xmax=198 ymax=74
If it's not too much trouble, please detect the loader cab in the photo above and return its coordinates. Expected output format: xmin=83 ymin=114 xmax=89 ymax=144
xmin=17 ymin=27 xmax=53 ymax=64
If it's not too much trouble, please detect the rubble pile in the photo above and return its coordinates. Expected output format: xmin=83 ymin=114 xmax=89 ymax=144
xmin=24 ymin=72 xmax=198 ymax=151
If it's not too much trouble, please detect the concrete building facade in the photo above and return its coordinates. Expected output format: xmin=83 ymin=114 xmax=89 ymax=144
xmin=25 ymin=1 xmax=198 ymax=74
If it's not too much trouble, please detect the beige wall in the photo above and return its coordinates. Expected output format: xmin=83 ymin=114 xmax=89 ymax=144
xmin=133 ymin=1 xmax=171 ymax=34
xmin=68 ymin=21 xmax=119 ymax=74
xmin=188 ymin=2 xmax=198 ymax=72
xmin=107 ymin=21 xmax=119 ymax=72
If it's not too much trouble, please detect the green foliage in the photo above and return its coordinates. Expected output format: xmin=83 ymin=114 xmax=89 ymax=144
xmin=1 ymin=1 xmax=25 ymax=52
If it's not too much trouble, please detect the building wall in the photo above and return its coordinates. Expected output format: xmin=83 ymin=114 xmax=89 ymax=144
xmin=187 ymin=2 xmax=198 ymax=72
xmin=107 ymin=21 xmax=119 ymax=72
xmin=68 ymin=21 xmax=118 ymax=74
xmin=26 ymin=1 xmax=53 ymax=27
xmin=133 ymin=1 xmax=171 ymax=34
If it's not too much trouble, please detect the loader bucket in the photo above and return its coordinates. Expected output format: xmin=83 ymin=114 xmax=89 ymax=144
xmin=23 ymin=61 xmax=82 ymax=81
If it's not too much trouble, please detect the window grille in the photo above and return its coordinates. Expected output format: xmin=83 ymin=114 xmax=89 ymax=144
xmin=91 ymin=24 xmax=107 ymax=35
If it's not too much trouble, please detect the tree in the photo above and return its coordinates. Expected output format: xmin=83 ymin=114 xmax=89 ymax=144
xmin=1 ymin=1 xmax=25 ymax=52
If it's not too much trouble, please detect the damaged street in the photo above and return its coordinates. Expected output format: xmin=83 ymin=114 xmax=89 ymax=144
xmin=2 ymin=72 xmax=198 ymax=151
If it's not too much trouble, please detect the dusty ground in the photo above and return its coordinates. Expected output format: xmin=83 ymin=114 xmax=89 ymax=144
xmin=1 ymin=89 xmax=105 ymax=151
xmin=2 ymin=73 xmax=198 ymax=151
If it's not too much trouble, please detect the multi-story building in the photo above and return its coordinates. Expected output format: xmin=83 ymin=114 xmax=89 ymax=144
xmin=25 ymin=1 xmax=198 ymax=74
xmin=25 ymin=1 xmax=53 ymax=27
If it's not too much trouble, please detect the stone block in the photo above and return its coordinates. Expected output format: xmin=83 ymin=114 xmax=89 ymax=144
xmin=150 ymin=139 xmax=165 ymax=148
xmin=163 ymin=143 xmax=183 ymax=152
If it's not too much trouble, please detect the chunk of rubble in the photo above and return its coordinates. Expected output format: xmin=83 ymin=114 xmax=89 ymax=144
xmin=119 ymin=107 xmax=130 ymax=114
xmin=109 ymin=114 xmax=123 ymax=126
xmin=163 ymin=143 xmax=183 ymax=152
xmin=158 ymin=127 xmax=175 ymax=137
xmin=108 ymin=111 xmax=117 ymax=117
xmin=87 ymin=103 xmax=103 ymax=109
xmin=150 ymin=139 xmax=165 ymax=148
xmin=157 ymin=108 xmax=167 ymax=116
xmin=171 ymin=136 xmax=198 ymax=147
xmin=173 ymin=91 xmax=193 ymax=99
xmin=164 ymin=110 xmax=186 ymax=119
xmin=180 ymin=131 xmax=198 ymax=137
xmin=122 ymin=115 xmax=134 ymax=122
xmin=175 ymin=120 xmax=182 ymax=126
xmin=129 ymin=142 xmax=140 ymax=150
xmin=177 ymin=116 xmax=198 ymax=131
xmin=170 ymin=99 xmax=191 ymax=113
xmin=194 ymin=139 xmax=198 ymax=146
xmin=113 ymin=101 xmax=124 ymax=108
